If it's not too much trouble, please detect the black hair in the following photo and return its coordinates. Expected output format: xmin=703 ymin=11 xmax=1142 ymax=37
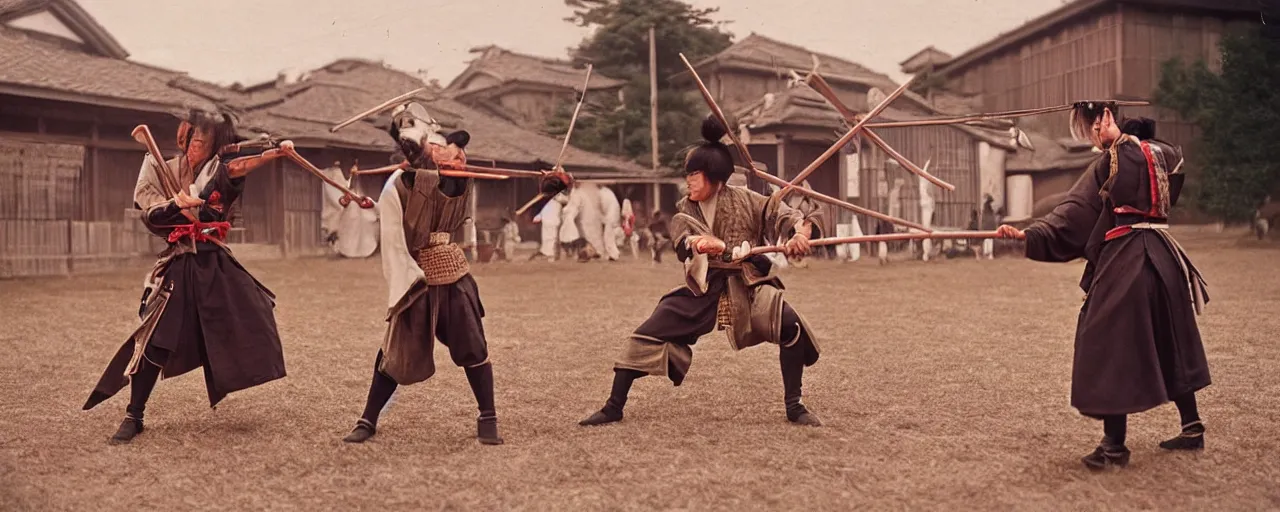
xmin=682 ymin=114 xmax=735 ymax=183
xmin=1068 ymin=101 xmax=1120 ymax=142
xmin=446 ymin=130 xmax=470 ymax=149
xmin=178 ymin=108 xmax=238 ymax=156
xmin=1120 ymin=117 xmax=1156 ymax=140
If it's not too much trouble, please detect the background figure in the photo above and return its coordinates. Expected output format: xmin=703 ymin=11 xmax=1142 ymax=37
xmin=559 ymin=188 xmax=583 ymax=257
xmin=876 ymin=218 xmax=893 ymax=265
xmin=571 ymin=183 xmax=605 ymax=261
xmin=599 ymin=185 xmax=622 ymax=261
xmin=980 ymin=195 xmax=998 ymax=259
xmin=462 ymin=217 xmax=477 ymax=262
xmin=319 ymin=161 xmax=350 ymax=250
xmin=648 ymin=210 xmax=670 ymax=263
xmin=919 ymin=173 xmax=936 ymax=261
xmin=621 ymin=198 xmax=639 ymax=258
xmin=497 ymin=214 xmax=520 ymax=261
xmin=966 ymin=210 xmax=982 ymax=259
xmin=534 ymin=193 xmax=565 ymax=260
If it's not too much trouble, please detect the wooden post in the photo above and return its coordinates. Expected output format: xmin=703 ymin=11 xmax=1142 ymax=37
xmin=776 ymin=136 xmax=788 ymax=182
xmin=649 ymin=25 xmax=660 ymax=174
xmin=649 ymin=25 xmax=663 ymax=214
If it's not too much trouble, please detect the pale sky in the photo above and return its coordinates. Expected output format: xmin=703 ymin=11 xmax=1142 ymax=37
xmin=81 ymin=0 xmax=1066 ymax=87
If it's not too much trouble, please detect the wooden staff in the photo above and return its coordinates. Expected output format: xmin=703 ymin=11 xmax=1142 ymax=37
xmin=279 ymin=145 xmax=376 ymax=208
xmin=803 ymin=72 xmax=954 ymax=191
xmin=330 ymin=87 xmax=429 ymax=133
xmin=776 ymin=74 xmax=916 ymax=201
xmin=350 ymin=161 xmax=511 ymax=180
xmin=131 ymin=125 xmax=183 ymax=199
xmin=514 ymin=65 xmax=594 ymax=215
xmin=735 ymin=230 xmax=1003 ymax=260
xmin=860 ymin=100 xmax=1151 ymax=130
xmin=677 ymin=53 xmax=930 ymax=233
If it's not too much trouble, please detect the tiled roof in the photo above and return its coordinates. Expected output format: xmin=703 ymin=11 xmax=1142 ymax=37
xmin=245 ymin=60 xmax=650 ymax=173
xmin=736 ymin=85 xmax=1016 ymax=150
xmin=687 ymin=33 xmax=899 ymax=91
xmin=445 ymin=46 xmax=625 ymax=96
xmin=0 ymin=25 xmax=219 ymax=112
xmin=737 ymin=86 xmax=846 ymax=132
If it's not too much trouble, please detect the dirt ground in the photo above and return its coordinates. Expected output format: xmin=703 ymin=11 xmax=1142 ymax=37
xmin=1 ymin=229 xmax=1278 ymax=511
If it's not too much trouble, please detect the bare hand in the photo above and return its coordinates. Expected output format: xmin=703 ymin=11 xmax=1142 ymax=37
xmin=996 ymin=224 xmax=1025 ymax=240
xmin=784 ymin=232 xmax=812 ymax=256
xmin=175 ymin=191 xmax=204 ymax=209
xmin=688 ymin=235 xmax=726 ymax=255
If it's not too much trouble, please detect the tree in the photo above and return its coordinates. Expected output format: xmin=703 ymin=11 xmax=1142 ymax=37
xmin=1154 ymin=24 xmax=1280 ymax=222
xmin=546 ymin=0 xmax=733 ymax=170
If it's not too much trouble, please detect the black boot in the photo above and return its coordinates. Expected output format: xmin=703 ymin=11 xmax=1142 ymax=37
xmin=112 ymin=361 xmax=160 ymax=444
xmin=465 ymin=363 xmax=503 ymax=445
xmin=1161 ymin=393 xmax=1205 ymax=450
xmin=580 ymin=369 xmax=643 ymax=426
xmin=343 ymin=419 xmax=377 ymax=443
xmin=1082 ymin=437 xmax=1131 ymax=470
xmin=781 ymin=337 xmax=821 ymax=426
xmin=1160 ymin=421 xmax=1205 ymax=451
xmin=110 ymin=416 xmax=144 ymax=444
xmin=1082 ymin=415 xmax=1130 ymax=470
xmin=344 ymin=351 xmax=397 ymax=443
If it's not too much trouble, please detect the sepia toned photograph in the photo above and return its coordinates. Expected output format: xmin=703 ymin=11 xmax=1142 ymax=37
xmin=1 ymin=0 xmax=1277 ymax=509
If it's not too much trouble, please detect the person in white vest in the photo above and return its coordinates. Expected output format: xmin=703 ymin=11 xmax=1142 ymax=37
xmin=533 ymin=192 xmax=565 ymax=260
xmin=559 ymin=187 xmax=583 ymax=257
xmin=599 ymin=185 xmax=622 ymax=261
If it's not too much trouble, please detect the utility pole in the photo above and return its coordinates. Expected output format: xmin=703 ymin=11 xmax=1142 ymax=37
xmin=649 ymin=24 xmax=661 ymax=212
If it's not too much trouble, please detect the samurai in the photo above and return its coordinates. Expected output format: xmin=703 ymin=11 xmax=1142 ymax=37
xmin=579 ymin=116 xmax=823 ymax=427
xmin=996 ymin=101 xmax=1211 ymax=470
xmin=341 ymin=102 xmax=570 ymax=445
xmin=84 ymin=109 xmax=290 ymax=444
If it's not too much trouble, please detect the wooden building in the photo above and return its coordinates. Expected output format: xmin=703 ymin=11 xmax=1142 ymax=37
xmin=236 ymin=59 xmax=664 ymax=246
xmin=924 ymin=0 xmax=1260 ymax=216
xmin=671 ymin=33 xmax=1017 ymax=237
xmin=0 ymin=0 xmax=234 ymax=278
xmin=0 ymin=1 xmax=666 ymax=279
xmin=444 ymin=46 xmax=627 ymax=132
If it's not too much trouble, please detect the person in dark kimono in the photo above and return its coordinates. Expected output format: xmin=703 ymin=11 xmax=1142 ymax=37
xmin=341 ymin=102 xmax=569 ymax=445
xmin=579 ymin=116 xmax=823 ymax=427
xmin=996 ymin=101 xmax=1211 ymax=470
xmin=84 ymin=109 xmax=290 ymax=444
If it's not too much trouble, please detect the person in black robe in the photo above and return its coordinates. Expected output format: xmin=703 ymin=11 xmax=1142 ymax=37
xmin=84 ymin=110 xmax=289 ymax=444
xmin=996 ymin=101 xmax=1211 ymax=470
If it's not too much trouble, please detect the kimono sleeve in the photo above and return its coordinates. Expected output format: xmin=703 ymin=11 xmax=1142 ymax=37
xmin=749 ymin=187 xmax=815 ymax=242
xmin=195 ymin=164 xmax=245 ymax=222
xmin=1022 ymin=157 xmax=1106 ymax=262
xmin=670 ymin=198 xmax=696 ymax=262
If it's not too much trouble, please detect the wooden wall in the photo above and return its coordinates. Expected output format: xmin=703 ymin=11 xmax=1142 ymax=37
xmin=949 ymin=8 xmax=1121 ymax=139
xmin=858 ymin=127 xmax=980 ymax=233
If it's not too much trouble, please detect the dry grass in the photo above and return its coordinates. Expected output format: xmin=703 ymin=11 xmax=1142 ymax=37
xmin=1 ymin=229 xmax=1278 ymax=511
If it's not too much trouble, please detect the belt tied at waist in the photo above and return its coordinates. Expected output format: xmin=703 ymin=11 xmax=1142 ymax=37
xmin=1105 ymin=222 xmax=1169 ymax=241
xmin=415 ymin=232 xmax=469 ymax=285
xmin=427 ymin=231 xmax=452 ymax=247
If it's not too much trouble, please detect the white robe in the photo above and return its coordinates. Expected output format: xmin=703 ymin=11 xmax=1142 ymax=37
xmin=599 ymin=186 xmax=622 ymax=260
xmin=918 ymin=174 xmax=936 ymax=261
xmin=559 ymin=191 xmax=581 ymax=243
xmin=537 ymin=198 xmax=563 ymax=257
xmin=573 ymin=184 xmax=605 ymax=254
